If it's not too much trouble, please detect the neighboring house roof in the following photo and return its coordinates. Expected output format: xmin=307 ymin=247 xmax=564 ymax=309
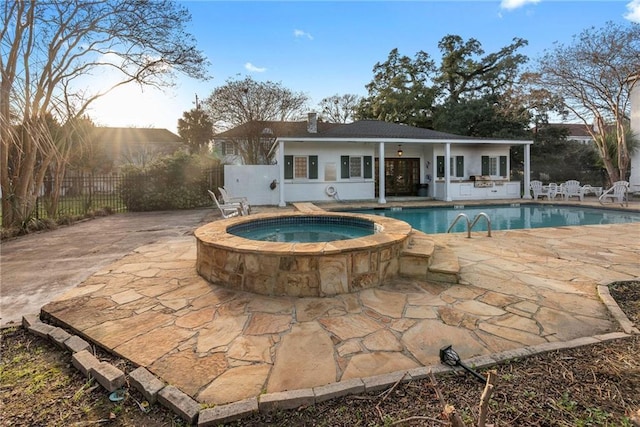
xmin=93 ymin=127 xmax=185 ymax=166
xmin=537 ymin=123 xmax=594 ymax=139
xmin=94 ymin=127 xmax=183 ymax=144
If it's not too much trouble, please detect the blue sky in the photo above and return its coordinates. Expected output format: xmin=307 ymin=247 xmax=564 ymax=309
xmin=88 ymin=0 xmax=640 ymax=133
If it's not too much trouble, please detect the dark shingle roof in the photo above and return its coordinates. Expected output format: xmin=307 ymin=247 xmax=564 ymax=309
xmin=215 ymin=119 xmax=481 ymax=140
xmin=318 ymin=120 xmax=477 ymax=140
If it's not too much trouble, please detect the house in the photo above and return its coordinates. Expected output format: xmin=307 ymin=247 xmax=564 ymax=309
xmin=94 ymin=127 xmax=185 ymax=169
xmin=221 ymin=113 xmax=533 ymax=205
xmin=534 ymin=123 xmax=595 ymax=144
xmin=214 ymin=120 xmax=340 ymax=165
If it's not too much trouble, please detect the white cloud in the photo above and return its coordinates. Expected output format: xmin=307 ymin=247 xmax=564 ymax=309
xmin=245 ymin=62 xmax=266 ymax=73
xmin=293 ymin=29 xmax=313 ymax=40
xmin=625 ymin=0 xmax=640 ymax=23
xmin=500 ymin=0 xmax=540 ymax=11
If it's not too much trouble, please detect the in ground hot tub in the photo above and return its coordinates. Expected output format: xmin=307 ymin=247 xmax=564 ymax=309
xmin=195 ymin=212 xmax=412 ymax=297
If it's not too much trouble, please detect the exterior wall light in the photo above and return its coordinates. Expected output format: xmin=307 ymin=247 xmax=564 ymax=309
xmin=397 ymin=145 xmax=403 ymax=157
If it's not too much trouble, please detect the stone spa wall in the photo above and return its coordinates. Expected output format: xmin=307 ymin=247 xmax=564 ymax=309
xmin=194 ymin=212 xmax=412 ymax=297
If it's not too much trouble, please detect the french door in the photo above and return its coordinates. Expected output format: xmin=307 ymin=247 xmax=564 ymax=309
xmin=375 ymin=158 xmax=420 ymax=196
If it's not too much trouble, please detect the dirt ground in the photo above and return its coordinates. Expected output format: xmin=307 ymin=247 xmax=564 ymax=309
xmin=1 ymin=280 xmax=639 ymax=427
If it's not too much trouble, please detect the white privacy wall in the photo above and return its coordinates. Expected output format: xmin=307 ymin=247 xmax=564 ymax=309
xmin=224 ymin=165 xmax=280 ymax=205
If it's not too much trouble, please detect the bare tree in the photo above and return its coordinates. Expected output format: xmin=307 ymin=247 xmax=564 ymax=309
xmin=318 ymin=94 xmax=362 ymax=123
xmin=1 ymin=1 xmax=208 ymax=228
xmin=204 ymin=76 xmax=309 ymax=164
xmin=205 ymin=76 xmax=309 ymax=128
xmin=530 ymin=22 xmax=640 ymax=184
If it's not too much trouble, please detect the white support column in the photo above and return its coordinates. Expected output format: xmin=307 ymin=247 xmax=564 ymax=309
xmin=278 ymin=141 xmax=286 ymax=207
xmin=444 ymin=143 xmax=452 ymax=202
xmin=523 ymin=143 xmax=532 ymax=199
xmin=378 ymin=142 xmax=386 ymax=204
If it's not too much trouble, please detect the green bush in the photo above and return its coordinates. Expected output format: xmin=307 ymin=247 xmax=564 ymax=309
xmin=119 ymin=152 xmax=218 ymax=212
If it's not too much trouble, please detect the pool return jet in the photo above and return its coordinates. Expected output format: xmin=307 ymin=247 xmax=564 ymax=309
xmin=439 ymin=345 xmax=487 ymax=384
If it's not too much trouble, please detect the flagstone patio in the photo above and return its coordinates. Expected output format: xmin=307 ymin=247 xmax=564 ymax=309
xmin=41 ymin=217 xmax=640 ymax=408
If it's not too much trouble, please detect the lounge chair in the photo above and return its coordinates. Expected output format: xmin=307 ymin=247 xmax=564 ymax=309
xmin=208 ymin=190 xmax=243 ymax=218
xmin=599 ymin=181 xmax=629 ymax=207
xmin=218 ymin=187 xmax=251 ymax=215
xmin=562 ymin=180 xmax=583 ymax=201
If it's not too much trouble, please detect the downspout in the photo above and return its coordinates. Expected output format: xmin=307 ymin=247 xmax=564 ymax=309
xmin=444 ymin=142 xmax=452 ymax=202
xmin=278 ymin=140 xmax=286 ymax=207
xmin=523 ymin=143 xmax=531 ymax=199
xmin=378 ymin=142 xmax=386 ymax=204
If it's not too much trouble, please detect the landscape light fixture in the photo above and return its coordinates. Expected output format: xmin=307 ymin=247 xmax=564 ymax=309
xmin=397 ymin=145 xmax=403 ymax=157
xmin=439 ymin=344 xmax=486 ymax=384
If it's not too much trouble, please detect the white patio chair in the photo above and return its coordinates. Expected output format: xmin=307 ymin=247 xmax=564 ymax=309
xmin=218 ymin=187 xmax=251 ymax=215
xmin=562 ymin=180 xmax=583 ymax=201
xmin=599 ymin=181 xmax=629 ymax=207
xmin=530 ymin=180 xmax=544 ymax=200
xmin=208 ymin=190 xmax=243 ymax=218
xmin=531 ymin=181 xmax=557 ymax=200
xmin=545 ymin=183 xmax=560 ymax=200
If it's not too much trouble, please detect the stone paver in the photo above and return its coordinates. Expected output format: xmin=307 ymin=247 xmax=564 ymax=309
xmin=35 ymin=210 xmax=640 ymax=417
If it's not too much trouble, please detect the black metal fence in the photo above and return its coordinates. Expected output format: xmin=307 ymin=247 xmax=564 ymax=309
xmin=35 ymin=167 xmax=224 ymax=219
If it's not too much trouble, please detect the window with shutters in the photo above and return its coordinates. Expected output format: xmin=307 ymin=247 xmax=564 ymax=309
xmin=481 ymin=155 xmax=507 ymax=177
xmin=285 ymin=155 xmax=318 ymax=180
xmin=341 ymin=155 xmax=372 ymax=179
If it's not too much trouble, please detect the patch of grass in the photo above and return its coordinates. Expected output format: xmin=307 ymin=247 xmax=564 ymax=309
xmin=0 ymin=327 xmax=179 ymax=426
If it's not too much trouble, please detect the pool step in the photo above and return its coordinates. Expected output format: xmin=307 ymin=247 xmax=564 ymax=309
xmin=426 ymin=246 xmax=460 ymax=284
xmin=399 ymin=231 xmax=460 ymax=284
xmin=399 ymin=232 xmax=434 ymax=275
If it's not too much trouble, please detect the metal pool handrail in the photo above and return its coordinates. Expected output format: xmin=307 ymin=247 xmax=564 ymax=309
xmin=447 ymin=212 xmax=492 ymax=238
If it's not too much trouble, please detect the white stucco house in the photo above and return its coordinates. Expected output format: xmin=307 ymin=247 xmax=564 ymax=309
xmin=216 ymin=113 xmax=533 ymax=206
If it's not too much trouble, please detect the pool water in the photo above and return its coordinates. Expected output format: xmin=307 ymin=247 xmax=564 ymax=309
xmin=228 ymin=215 xmax=375 ymax=242
xmin=235 ymin=223 xmax=373 ymax=242
xmin=348 ymin=204 xmax=640 ymax=234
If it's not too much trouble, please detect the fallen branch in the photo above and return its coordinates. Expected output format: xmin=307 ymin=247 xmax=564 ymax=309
xmin=376 ymin=372 xmax=409 ymax=421
xmin=478 ymin=370 xmax=497 ymax=427
xmin=429 ymin=371 xmax=465 ymax=427
xmin=390 ymin=415 xmax=449 ymax=426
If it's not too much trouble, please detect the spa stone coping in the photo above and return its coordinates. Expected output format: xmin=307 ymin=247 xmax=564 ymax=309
xmin=194 ymin=211 xmax=414 ymax=256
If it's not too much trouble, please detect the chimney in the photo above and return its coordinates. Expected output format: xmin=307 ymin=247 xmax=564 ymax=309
xmin=307 ymin=112 xmax=317 ymax=134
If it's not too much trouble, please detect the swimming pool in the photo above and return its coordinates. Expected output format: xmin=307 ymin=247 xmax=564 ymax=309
xmin=347 ymin=204 xmax=640 ymax=234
